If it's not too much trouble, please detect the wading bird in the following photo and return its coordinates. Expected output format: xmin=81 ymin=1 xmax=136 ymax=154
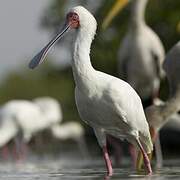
xmin=102 ymin=0 xmax=165 ymax=103
xmin=144 ymin=41 xmax=180 ymax=168
xmin=0 ymin=97 xmax=62 ymax=158
xmin=29 ymin=6 xmax=153 ymax=176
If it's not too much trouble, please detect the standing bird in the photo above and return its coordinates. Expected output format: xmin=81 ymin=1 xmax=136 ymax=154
xmin=18 ymin=97 xmax=62 ymax=143
xmin=0 ymin=100 xmax=50 ymax=159
xmin=144 ymin=41 xmax=180 ymax=168
xmin=102 ymin=0 xmax=165 ymax=103
xmin=0 ymin=97 xmax=62 ymax=158
xmin=29 ymin=6 xmax=153 ymax=176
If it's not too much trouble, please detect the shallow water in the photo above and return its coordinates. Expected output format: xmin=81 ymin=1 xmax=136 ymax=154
xmin=0 ymin=156 xmax=180 ymax=180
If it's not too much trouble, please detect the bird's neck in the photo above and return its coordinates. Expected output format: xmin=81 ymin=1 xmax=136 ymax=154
xmin=71 ymin=28 xmax=95 ymax=91
xmin=130 ymin=0 xmax=147 ymax=28
xmin=161 ymin=90 xmax=180 ymax=119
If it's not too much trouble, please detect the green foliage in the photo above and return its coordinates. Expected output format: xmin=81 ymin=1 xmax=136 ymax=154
xmin=0 ymin=62 xmax=80 ymax=122
xmin=146 ymin=0 xmax=180 ymax=50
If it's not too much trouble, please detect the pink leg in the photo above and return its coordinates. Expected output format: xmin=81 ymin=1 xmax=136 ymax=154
xmin=107 ymin=135 xmax=122 ymax=166
xmin=129 ymin=144 xmax=137 ymax=168
xmin=103 ymin=145 xmax=113 ymax=176
xmin=20 ymin=142 xmax=28 ymax=160
xmin=136 ymin=139 xmax=152 ymax=175
xmin=12 ymin=144 xmax=19 ymax=160
xmin=13 ymin=138 xmax=28 ymax=161
xmin=1 ymin=146 xmax=9 ymax=160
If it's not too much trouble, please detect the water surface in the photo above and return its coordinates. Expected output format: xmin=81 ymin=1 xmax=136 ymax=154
xmin=0 ymin=156 xmax=180 ymax=180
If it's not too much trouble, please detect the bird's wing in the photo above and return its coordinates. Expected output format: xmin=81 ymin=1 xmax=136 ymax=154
xmin=102 ymin=77 xmax=152 ymax=153
xmin=101 ymin=76 xmax=144 ymax=129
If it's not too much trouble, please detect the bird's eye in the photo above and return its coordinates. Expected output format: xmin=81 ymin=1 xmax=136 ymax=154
xmin=67 ymin=12 xmax=79 ymax=21
xmin=67 ymin=12 xmax=80 ymax=28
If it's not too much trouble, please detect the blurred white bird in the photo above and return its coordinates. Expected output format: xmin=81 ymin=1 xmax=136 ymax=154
xmin=51 ymin=121 xmax=89 ymax=158
xmin=145 ymin=41 xmax=180 ymax=168
xmin=0 ymin=97 xmax=62 ymax=158
xmin=102 ymin=0 xmax=165 ymax=102
xmin=29 ymin=6 xmax=153 ymax=176
xmin=51 ymin=121 xmax=84 ymax=141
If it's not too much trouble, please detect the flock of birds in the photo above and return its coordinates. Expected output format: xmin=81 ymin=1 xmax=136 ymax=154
xmin=0 ymin=97 xmax=86 ymax=159
xmin=0 ymin=0 xmax=179 ymax=177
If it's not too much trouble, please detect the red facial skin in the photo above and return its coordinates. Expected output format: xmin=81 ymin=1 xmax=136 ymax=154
xmin=67 ymin=12 xmax=80 ymax=29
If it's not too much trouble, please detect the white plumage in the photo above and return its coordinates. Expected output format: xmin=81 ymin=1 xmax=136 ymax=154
xmin=103 ymin=0 xmax=165 ymax=100
xmin=33 ymin=97 xmax=62 ymax=127
xmin=29 ymin=6 xmax=153 ymax=175
xmin=0 ymin=97 xmax=62 ymax=146
xmin=51 ymin=121 xmax=84 ymax=140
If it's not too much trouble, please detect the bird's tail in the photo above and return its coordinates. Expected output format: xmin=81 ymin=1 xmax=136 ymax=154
xmin=136 ymin=151 xmax=152 ymax=171
xmin=140 ymin=130 xmax=153 ymax=153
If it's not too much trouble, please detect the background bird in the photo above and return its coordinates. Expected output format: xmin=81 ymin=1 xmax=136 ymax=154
xmin=102 ymin=0 xmax=165 ymax=105
xmin=29 ymin=6 xmax=153 ymax=176
xmin=101 ymin=0 xmax=165 ymax=168
xmin=51 ymin=121 xmax=89 ymax=158
xmin=145 ymin=41 xmax=180 ymax=168
xmin=0 ymin=97 xmax=62 ymax=159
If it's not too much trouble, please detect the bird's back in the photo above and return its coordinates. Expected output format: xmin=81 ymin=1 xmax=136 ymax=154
xmin=118 ymin=25 xmax=165 ymax=99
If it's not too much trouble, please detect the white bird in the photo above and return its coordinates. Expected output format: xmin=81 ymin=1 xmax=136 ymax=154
xmin=29 ymin=6 xmax=153 ymax=176
xmin=0 ymin=97 xmax=62 ymax=155
xmin=33 ymin=97 xmax=63 ymax=131
xmin=21 ymin=97 xmax=62 ymax=142
xmin=51 ymin=121 xmax=89 ymax=158
xmin=145 ymin=41 xmax=180 ymax=168
xmin=102 ymin=0 xmax=165 ymax=102
xmin=0 ymin=104 xmax=19 ymax=148
xmin=51 ymin=121 xmax=84 ymax=141
xmin=34 ymin=97 xmax=89 ymax=157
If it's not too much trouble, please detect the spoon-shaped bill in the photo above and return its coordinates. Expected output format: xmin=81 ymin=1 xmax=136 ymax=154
xmin=29 ymin=24 xmax=70 ymax=69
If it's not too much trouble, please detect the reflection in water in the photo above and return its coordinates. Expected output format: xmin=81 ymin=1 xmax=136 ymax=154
xmin=0 ymin=156 xmax=180 ymax=180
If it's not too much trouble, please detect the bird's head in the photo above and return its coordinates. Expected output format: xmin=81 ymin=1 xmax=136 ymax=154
xmin=70 ymin=6 xmax=97 ymax=33
xmin=29 ymin=6 xmax=97 ymax=69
